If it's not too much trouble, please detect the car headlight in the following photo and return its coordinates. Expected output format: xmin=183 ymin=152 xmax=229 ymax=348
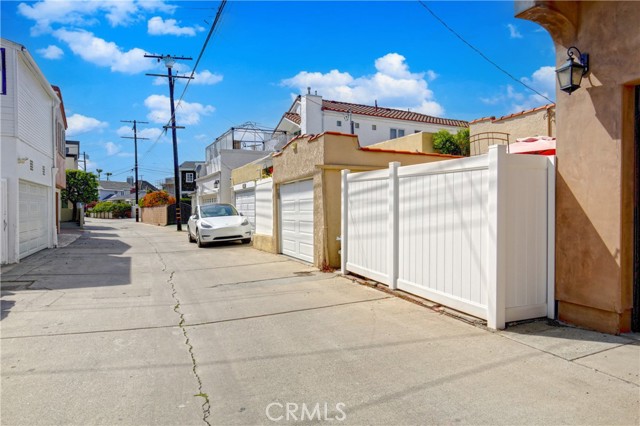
xmin=241 ymin=218 xmax=249 ymax=226
xmin=200 ymin=222 xmax=213 ymax=229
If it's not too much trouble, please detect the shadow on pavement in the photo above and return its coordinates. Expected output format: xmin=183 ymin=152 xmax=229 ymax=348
xmin=2 ymin=223 xmax=133 ymax=291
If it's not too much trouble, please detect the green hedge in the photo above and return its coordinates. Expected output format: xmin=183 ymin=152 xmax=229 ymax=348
xmin=91 ymin=201 xmax=131 ymax=218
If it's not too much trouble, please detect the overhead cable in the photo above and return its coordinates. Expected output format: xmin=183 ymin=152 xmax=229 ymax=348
xmin=417 ymin=1 xmax=554 ymax=104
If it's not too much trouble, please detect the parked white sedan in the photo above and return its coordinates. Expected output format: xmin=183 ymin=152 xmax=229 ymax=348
xmin=187 ymin=204 xmax=252 ymax=247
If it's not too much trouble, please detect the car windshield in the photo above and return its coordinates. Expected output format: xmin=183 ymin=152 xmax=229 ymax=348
xmin=200 ymin=204 xmax=239 ymax=218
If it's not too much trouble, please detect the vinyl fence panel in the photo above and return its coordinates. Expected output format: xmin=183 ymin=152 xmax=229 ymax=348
xmin=344 ymin=169 xmax=390 ymax=285
xmin=396 ymin=156 xmax=490 ymax=319
xmin=341 ymin=145 xmax=555 ymax=329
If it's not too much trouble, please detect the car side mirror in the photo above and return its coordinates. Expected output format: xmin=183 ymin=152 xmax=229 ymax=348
xmin=239 ymin=212 xmax=244 ymax=216
xmin=190 ymin=215 xmax=197 ymax=220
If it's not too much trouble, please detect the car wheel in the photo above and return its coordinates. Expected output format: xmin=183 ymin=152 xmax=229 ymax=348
xmin=241 ymin=238 xmax=251 ymax=244
xmin=196 ymin=229 xmax=205 ymax=248
xmin=187 ymin=226 xmax=195 ymax=243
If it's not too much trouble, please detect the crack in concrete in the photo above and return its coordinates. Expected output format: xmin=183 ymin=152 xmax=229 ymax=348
xmin=149 ymin=234 xmax=211 ymax=426
xmin=167 ymin=270 xmax=212 ymax=426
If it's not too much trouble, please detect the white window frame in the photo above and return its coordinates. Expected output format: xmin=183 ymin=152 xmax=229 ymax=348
xmin=186 ymin=172 xmax=194 ymax=183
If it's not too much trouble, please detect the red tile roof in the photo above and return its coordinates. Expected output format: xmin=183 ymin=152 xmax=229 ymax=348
xmin=494 ymin=103 xmax=554 ymax=122
xmin=470 ymin=104 xmax=555 ymax=125
xmin=284 ymin=112 xmax=301 ymax=125
xmin=321 ymin=99 xmax=468 ymax=128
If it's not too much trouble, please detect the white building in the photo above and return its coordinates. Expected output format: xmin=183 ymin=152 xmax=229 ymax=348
xmin=196 ymin=124 xmax=284 ymax=206
xmin=1 ymin=39 xmax=65 ymax=263
xmin=275 ymin=92 xmax=468 ymax=147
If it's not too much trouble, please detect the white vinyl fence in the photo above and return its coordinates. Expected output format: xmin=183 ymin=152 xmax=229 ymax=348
xmin=341 ymin=145 xmax=555 ymax=329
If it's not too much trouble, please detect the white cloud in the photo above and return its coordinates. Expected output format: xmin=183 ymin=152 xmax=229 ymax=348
xmin=37 ymin=45 xmax=64 ymax=59
xmin=53 ymin=29 xmax=156 ymax=74
xmin=105 ymin=141 xmax=121 ymax=156
xmin=152 ymin=69 xmax=223 ymax=86
xmin=117 ymin=125 xmax=164 ymax=141
xmin=147 ymin=16 xmax=204 ymax=36
xmin=144 ymin=94 xmax=215 ymax=125
xmin=507 ymin=23 xmax=523 ymax=39
xmin=480 ymin=66 xmax=556 ymax=113
xmin=281 ymin=53 xmax=445 ymax=116
xmin=190 ymin=70 xmax=223 ymax=85
xmin=521 ymin=66 xmax=556 ymax=98
xmin=17 ymin=0 xmax=177 ymax=35
xmin=67 ymin=113 xmax=108 ymax=137
xmin=105 ymin=141 xmax=134 ymax=157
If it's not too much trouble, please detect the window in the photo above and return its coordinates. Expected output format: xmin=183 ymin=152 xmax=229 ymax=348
xmin=390 ymin=128 xmax=405 ymax=139
xmin=372 ymin=125 xmax=377 ymax=131
xmin=186 ymin=172 xmax=194 ymax=183
xmin=336 ymin=120 xmax=342 ymax=127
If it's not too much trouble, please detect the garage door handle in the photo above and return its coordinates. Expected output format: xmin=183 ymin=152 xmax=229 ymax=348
xmin=3 ymin=219 xmax=6 ymax=231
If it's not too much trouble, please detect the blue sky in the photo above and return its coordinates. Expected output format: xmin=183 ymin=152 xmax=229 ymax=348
xmin=1 ymin=1 xmax=555 ymax=186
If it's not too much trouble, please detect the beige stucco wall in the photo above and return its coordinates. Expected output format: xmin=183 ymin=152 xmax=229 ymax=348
xmin=231 ymin=155 xmax=272 ymax=186
xmin=517 ymin=1 xmax=640 ymax=333
xmin=141 ymin=206 xmax=169 ymax=226
xmin=470 ymin=105 xmax=556 ymax=155
xmin=366 ymin=132 xmax=436 ymax=153
xmin=272 ymin=132 xmax=458 ymax=269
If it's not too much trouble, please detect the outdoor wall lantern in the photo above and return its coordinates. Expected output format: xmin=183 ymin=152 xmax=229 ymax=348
xmin=556 ymin=46 xmax=589 ymax=94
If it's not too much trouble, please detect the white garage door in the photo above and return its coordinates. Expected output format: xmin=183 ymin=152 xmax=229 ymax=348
xmin=234 ymin=189 xmax=255 ymax=230
xmin=19 ymin=180 xmax=49 ymax=259
xmin=280 ymin=180 xmax=314 ymax=263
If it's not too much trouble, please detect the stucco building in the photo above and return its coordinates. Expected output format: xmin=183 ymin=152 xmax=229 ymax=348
xmin=516 ymin=1 xmax=640 ymax=333
xmin=232 ymin=132 xmax=460 ymax=269
xmin=275 ymin=92 xmax=468 ymax=148
xmin=469 ymin=104 xmax=556 ymax=155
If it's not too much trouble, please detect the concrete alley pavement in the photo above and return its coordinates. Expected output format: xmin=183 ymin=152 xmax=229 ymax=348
xmin=1 ymin=218 xmax=638 ymax=425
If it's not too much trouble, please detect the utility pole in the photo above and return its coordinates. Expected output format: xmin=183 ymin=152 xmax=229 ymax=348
xmin=145 ymin=53 xmax=193 ymax=231
xmin=81 ymin=151 xmax=89 ymax=171
xmin=121 ymin=119 xmax=149 ymax=222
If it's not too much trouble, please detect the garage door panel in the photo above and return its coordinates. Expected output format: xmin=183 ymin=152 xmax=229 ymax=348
xmin=234 ymin=190 xmax=256 ymax=230
xmin=281 ymin=200 xmax=295 ymax=212
xmin=281 ymin=219 xmax=296 ymax=232
xmin=19 ymin=180 xmax=49 ymax=259
xmin=280 ymin=180 xmax=314 ymax=263
xmin=299 ymin=242 xmax=314 ymax=259
xmin=299 ymin=199 xmax=313 ymax=212
xmin=298 ymin=220 xmax=314 ymax=236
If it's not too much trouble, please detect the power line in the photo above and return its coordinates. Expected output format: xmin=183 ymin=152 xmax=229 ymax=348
xmin=416 ymin=1 xmax=553 ymax=104
xmin=139 ymin=0 xmax=228 ymax=164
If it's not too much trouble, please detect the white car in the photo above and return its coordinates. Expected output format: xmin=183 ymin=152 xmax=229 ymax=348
xmin=187 ymin=204 xmax=252 ymax=247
